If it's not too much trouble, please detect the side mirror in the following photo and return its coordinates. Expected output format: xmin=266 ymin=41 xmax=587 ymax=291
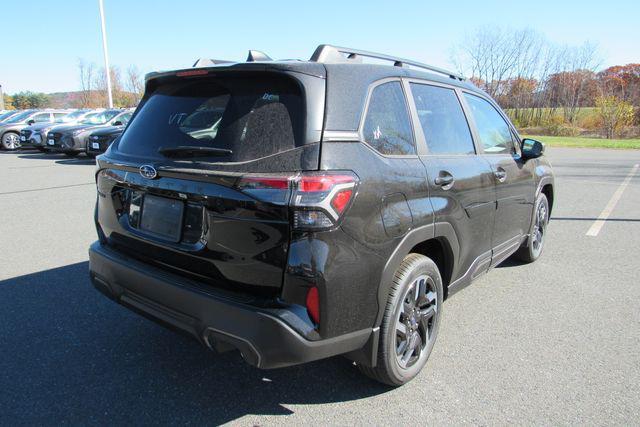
xmin=27 ymin=119 xmax=35 ymax=125
xmin=112 ymin=121 xmax=123 ymax=126
xmin=522 ymin=138 xmax=544 ymax=159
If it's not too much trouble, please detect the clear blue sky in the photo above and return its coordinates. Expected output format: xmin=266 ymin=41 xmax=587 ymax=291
xmin=1 ymin=0 xmax=638 ymax=94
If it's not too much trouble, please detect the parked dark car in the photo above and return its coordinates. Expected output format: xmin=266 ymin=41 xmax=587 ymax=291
xmin=47 ymin=110 xmax=131 ymax=156
xmin=85 ymin=123 xmax=129 ymax=156
xmin=89 ymin=45 xmax=554 ymax=386
xmin=20 ymin=109 xmax=93 ymax=150
xmin=1 ymin=110 xmax=69 ymax=150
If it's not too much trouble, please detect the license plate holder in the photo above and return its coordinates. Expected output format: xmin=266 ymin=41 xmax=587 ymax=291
xmin=91 ymin=142 xmax=100 ymax=150
xmin=139 ymin=194 xmax=184 ymax=242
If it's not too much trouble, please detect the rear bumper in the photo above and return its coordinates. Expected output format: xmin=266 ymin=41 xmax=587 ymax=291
xmin=88 ymin=241 xmax=371 ymax=369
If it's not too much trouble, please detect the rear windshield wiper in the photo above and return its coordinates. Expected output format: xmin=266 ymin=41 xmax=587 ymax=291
xmin=158 ymin=146 xmax=233 ymax=158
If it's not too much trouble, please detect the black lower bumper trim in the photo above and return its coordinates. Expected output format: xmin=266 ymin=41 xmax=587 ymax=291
xmin=88 ymin=241 xmax=372 ymax=369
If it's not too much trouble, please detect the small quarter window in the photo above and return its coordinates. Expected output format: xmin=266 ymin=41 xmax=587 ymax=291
xmin=464 ymin=93 xmax=515 ymax=154
xmin=362 ymin=81 xmax=415 ymax=156
xmin=410 ymin=83 xmax=475 ymax=155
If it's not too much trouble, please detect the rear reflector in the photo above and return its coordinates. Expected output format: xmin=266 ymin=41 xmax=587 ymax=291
xmin=306 ymin=287 xmax=320 ymax=324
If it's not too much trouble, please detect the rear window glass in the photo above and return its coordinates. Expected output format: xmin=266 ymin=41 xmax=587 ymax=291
xmin=117 ymin=74 xmax=304 ymax=162
xmin=410 ymin=83 xmax=475 ymax=155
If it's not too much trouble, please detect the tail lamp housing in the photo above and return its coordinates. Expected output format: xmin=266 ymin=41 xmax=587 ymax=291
xmin=237 ymin=171 xmax=358 ymax=230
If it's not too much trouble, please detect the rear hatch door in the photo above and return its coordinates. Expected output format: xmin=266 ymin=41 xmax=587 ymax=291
xmin=96 ymin=66 xmax=325 ymax=296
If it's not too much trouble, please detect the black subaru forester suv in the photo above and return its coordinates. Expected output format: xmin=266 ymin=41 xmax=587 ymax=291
xmin=89 ymin=45 xmax=554 ymax=386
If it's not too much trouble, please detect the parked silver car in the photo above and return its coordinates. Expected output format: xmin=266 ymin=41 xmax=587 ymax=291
xmin=1 ymin=110 xmax=70 ymax=150
xmin=20 ymin=110 xmax=95 ymax=150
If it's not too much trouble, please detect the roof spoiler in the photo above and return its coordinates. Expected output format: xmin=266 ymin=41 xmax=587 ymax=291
xmin=191 ymin=50 xmax=273 ymax=68
xmin=310 ymin=44 xmax=465 ymax=81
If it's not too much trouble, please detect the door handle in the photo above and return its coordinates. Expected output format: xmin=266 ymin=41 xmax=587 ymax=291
xmin=434 ymin=172 xmax=454 ymax=188
xmin=494 ymin=168 xmax=507 ymax=182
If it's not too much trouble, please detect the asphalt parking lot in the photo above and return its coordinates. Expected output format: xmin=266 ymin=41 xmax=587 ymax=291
xmin=1 ymin=148 xmax=639 ymax=425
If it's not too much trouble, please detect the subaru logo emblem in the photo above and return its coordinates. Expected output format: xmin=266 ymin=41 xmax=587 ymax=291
xmin=139 ymin=165 xmax=157 ymax=179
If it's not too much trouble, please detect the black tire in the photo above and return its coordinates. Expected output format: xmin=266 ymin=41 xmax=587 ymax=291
xmin=514 ymin=193 xmax=549 ymax=263
xmin=1 ymin=132 xmax=21 ymax=150
xmin=359 ymin=253 xmax=443 ymax=386
xmin=64 ymin=152 xmax=79 ymax=157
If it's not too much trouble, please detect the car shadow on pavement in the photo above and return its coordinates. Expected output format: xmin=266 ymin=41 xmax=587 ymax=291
xmin=54 ymin=158 xmax=96 ymax=166
xmin=494 ymin=258 xmax=523 ymax=268
xmin=16 ymin=151 xmax=67 ymax=160
xmin=12 ymin=151 xmax=94 ymax=165
xmin=0 ymin=262 xmax=390 ymax=425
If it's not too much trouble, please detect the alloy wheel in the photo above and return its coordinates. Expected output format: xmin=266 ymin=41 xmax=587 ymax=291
xmin=395 ymin=274 xmax=438 ymax=369
xmin=3 ymin=133 xmax=21 ymax=150
xmin=531 ymin=201 xmax=548 ymax=256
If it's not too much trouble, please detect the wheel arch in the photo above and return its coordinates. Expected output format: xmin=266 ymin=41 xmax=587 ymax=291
xmin=375 ymin=222 xmax=459 ymax=327
xmin=1 ymin=129 xmax=20 ymax=145
xmin=1 ymin=129 xmax=19 ymax=137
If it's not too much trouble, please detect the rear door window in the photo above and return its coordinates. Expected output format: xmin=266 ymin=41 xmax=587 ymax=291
xmin=117 ymin=74 xmax=304 ymax=162
xmin=362 ymin=81 xmax=415 ymax=156
xmin=410 ymin=83 xmax=475 ymax=155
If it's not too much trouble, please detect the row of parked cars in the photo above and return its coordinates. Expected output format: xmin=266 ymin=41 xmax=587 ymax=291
xmin=0 ymin=108 xmax=132 ymax=157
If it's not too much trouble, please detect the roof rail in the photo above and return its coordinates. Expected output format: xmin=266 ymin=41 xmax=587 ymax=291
xmin=310 ymin=45 xmax=465 ymax=81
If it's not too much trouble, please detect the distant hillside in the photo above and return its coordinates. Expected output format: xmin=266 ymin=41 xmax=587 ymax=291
xmin=47 ymin=91 xmax=86 ymax=108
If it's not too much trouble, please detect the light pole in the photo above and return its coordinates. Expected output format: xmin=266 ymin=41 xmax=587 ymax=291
xmin=98 ymin=0 xmax=113 ymax=108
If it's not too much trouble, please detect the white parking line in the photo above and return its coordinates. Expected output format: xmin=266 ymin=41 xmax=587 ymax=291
xmin=586 ymin=163 xmax=639 ymax=237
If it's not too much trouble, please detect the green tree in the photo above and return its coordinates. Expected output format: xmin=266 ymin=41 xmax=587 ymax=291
xmin=595 ymin=96 xmax=634 ymax=139
xmin=30 ymin=92 xmax=50 ymax=108
xmin=10 ymin=91 xmax=51 ymax=109
xmin=11 ymin=92 xmax=30 ymax=109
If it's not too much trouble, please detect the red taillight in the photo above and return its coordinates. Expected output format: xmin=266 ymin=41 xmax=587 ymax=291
xmin=237 ymin=171 xmax=358 ymax=230
xmin=292 ymin=172 xmax=357 ymax=229
xmin=330 ymin=189 xmax=353 ymax=214
xmin=175 ymin=69 xmax=209 ymax=77
xmin=237 ymin=174 xmax=294 ymax=206
xmin=239 ymin=176 xmax=291 ymax=190
xmin=306 ymin=287 xmax=320 ymax=324
xmin=298 ymin=175 xmax=355 ymax=192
